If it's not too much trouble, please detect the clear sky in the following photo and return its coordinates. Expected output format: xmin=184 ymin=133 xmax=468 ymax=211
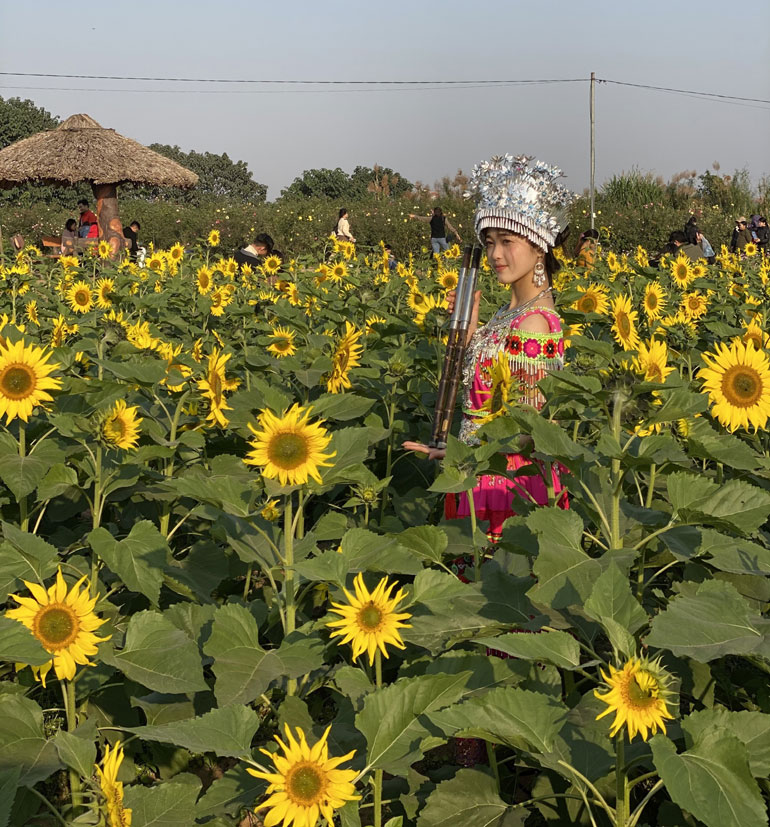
xmin=1 ymin=0 xmax=768 ymax=200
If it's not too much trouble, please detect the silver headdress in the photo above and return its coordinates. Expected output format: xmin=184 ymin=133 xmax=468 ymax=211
xmin=465 ymin=154 xmax=577 ymax=251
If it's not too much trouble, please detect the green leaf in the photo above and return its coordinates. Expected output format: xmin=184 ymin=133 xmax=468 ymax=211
xmin=647 ymin=580 xmax=765 ymax=661
xmin=699 ymin=530 xmax=770 ymax=576
xmin=474 ymin=630 xmax=580 ymax=670
xmin=584 ymin=562 xmax=648 ymax=650
xmin=195 ymin=764 xmax=265 ymax=819
xmin=681 ymin=709 xmax=770 ymax=777
xmin=428 ymin=687 xmax=566 ymax=755
xmin=0 ymin=695 xmax=62 ymax=786
xmin=0 ymin=766 xmax=20 ymax=827
xmin=125 ymin=705 xmax=260 ymax=758
xmin=0 ymin=616 xmax=51 ymax=665
xmin=417 ymin=768 xmax=509 ymax=827
xmin=123 ymin=782 xmax=200 ymax=827
xmin=0 ymin=523 xmax=59 ymax=601
xmin=396 ymin=525 xmax=448 ymax=566
xmin=355 ymin=673 xmax=471 ymax=773
xmin=88 ymin=521 xmax=169 ymax=606
xmin=527 ymin=508 xmax=601 ymax=609
xmin=686 ymin=419 xmax=759 ymax=470
xmin=666 ymin=472 xmax=719 ymax=513
xmin=53 ymin=730 xmax=96 ymax=778
xmin=310 ymin=393 xmax=375 ymax=421
xmin=0 ymin=440 xmax=63 ymax=500
xmin=651 ymin=729 xmax=767 ymax=827
xmin=36 ymin=463 xmax=79 ymax=501
xmin=101 ymin=611 xmax=207 ymax=694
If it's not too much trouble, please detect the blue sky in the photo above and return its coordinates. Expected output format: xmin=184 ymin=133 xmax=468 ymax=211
xmin=1 ymin=0 xmax=768 ymax=199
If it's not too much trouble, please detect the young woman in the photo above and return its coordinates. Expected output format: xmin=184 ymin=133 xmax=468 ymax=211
xmin=404 ymin=154 xmax=575 ymax=540
xmin=334 ymin=208 xmax=356 ymax=243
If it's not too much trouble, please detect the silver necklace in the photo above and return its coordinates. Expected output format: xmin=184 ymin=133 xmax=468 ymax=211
xmin=491 ymin=287 xmax=553 ymax=322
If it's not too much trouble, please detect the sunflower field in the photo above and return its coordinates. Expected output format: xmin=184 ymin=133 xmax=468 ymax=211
xmin=0 ymin=233 xmax=768 ymax=827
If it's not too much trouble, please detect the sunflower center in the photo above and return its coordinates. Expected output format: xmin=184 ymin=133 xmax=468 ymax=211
xmin=489 ymin=381 xmax=506 ymax=414
xmin=75 ymin=290 xmax=90 ymax=306
xmin=625 ymin=671 xmax=659 ymax=707
xmin=268 ymin=432 xmax=309 ymax=469
xmin=581 ymin=296 xmax=597 ymax=313
xmin=274 ymin=338 xmax=291 ymax=352
xmin=646 ymin=295 xmax=658 ymax=309
xmin=0 ymin=365 xmax=35 ymax=399
xmin=336 ymin=348 xmax=350 ymax=372
xmin=617 ymin=312 xmax=631 ymax=337
xmin=34 ymin=604 xmax=78 ymax=650
xmin=287 ymin=763 xmax=325 ymax=804
xmin=722 ymin=366 xmax=762 ymax=407
xmin=358 ymin=602 xmax=383 ymax=630
xmin=646 ymin=364 xmax=663 ymax=382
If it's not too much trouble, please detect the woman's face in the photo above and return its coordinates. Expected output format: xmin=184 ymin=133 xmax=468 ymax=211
xmin=483 ymin=228 xmax=541 ymax=286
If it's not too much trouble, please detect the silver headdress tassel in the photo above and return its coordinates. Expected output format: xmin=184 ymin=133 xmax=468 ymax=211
xmin=465 ymin=154 xmax=578 ymax=251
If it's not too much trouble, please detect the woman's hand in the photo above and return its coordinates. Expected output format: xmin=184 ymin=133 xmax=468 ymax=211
xmin=402 ymin=441 xmax=446 ymax=461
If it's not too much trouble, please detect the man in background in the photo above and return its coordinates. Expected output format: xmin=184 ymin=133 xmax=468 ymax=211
xmin=77 ymin=199 xmax=98 ymax=238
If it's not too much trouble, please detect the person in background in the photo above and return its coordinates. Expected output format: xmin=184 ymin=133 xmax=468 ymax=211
xmin=409 ymin=206 xmax=462 ymax=255
xmin=684 ymin=215 xmax=700 ymax=245
xmin=695 ymin=229 xmax=716 ymax=265
xmin=61 ymin=218 xmax=78 ymax=253
xmin=575 ymin=227 xmax=599 ymax=268
xmin=731 ymin=217 xmax=753 ymax=253
xmin=384 ymin=244 xmax=397 ymax=271
xmin=123 ymin=220 xmax=141 ymax=260
xmin=77 ymin=199 xmax=98 ymax=238
xmin=756 ymin=217 xmax=769 ymax=255
xmin=234 ymin=233 xmax=283 ymax=269
xmin=663 ymin=230 xmax=704 ymax=262
xmin=334 ymin=209 xmax=356 ymax=243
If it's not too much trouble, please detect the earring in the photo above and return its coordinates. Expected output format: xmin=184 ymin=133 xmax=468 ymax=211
xmin=533 ymin=260 xmax=547 ymax=287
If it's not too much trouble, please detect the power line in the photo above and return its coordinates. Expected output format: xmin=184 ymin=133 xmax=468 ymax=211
xmin=597 ymin=78 xmax=770 ymax=106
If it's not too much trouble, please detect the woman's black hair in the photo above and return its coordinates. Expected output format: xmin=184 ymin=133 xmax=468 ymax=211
xmin=253 ymin=232 xmax=274 ymax=252
xmin=65 ymin=218 xmax=77 ymax=231
xmin=544 ymin=225 xmax=571 ymax=285
xmin=338 ymin=208 xmax=348 ymax=219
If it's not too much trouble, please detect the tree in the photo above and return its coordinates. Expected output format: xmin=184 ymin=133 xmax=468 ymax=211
xmin=0 ymin=96 xmax=59 ymax=150
xmin=125 ymin=145 xmax=267 ymax=204
xmin=281 ymin=165 xmax=413 ymax=201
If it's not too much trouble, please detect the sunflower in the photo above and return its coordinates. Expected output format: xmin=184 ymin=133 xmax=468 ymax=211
xmin=0 ymin=339 xmax=62 ymax=424
xmin=605 ymin=251 xmax=620 ymax=273
xmin=158 ymin=342 xmax=192 ymax=392
xmin=326 ymin=323 xmax=363 ymax=394
xmin=50 ymin=315 xmax=77 ymax=347
xmin=191 ymin=338 xmax=204 ymax=363
xmin=6 ymin=568 xmax=110 ymax=687
xmin=690 ymin=262 xmax=708 ymax=280
xmin=262 ymin=254 xmax=282 ymax=276
xmin=476 ymin=354 xmax=513 ymax=419
xmin=207 ymin=229 xmax=220 ymax=247
xmin=634 ymin=246 xmax=649 ymax=268
xmin=96 ymin=741 xmax=132 ymax=827
xmin=573 ymin=282 xmax=609 ymax=315
xmin=24 ymin=300 xmax=39 ymax=326
xmin=633 ymin=339 xmax=674 ymax=384
xmin=146 ymin=252 xmax=165 ymax=274
xmin=365 ymin=314 xmax=387 ymax=335
xmin=610 ymin=294 xmax=641 ymax=351
xmin=260 ymin=499 xmax=281 ymax=522
xmin=249 ymin=724 xmax=358 ymax=827
xmin=328 ymin=261 xmax=348 ymax=283
xmin=95 ymin=278 xmax=115 ymax=310
xmin=669 ymin=254 xmax=694 ymax=288
xmin=739 ymin=319 xmax=770 ymax=351
xmin=438 ymin=270 xmax=459 ymax=291
xmin=744 ymin=241 xmax=758 ymax=257
xmin=101 ymin=399 xmax=142 ymax=451
xmin=59 ymin=255 xmax=79 ymax=270
xmin=196 ymin=266 xmax=213 ymax=295
xmin=642 ymin=282 xmax=667 ymax=321
xmin=680 ymin=291 xmax=708 ymax=321
xmin=169 ymin=242 xmax=184 ymax=262
xmin=267 ymin=326 xmax=297 ymax=358
xmin=327 ymin=572 xmax=411 ymax=665
xmin=67 ymin=280 xmax=95 ymax=314
xmin=244 ymin=404 xmax=335 ymax=486
xmin=97 ymin=240 xmax=111 ymax=260
xmin=699 ymin=340 xmax=770 ymax=432
xmin=197 ymin=348 xmax=240 ymax=428
xmin=209 ymin=287 xmax=227 ymax=317
xmin=595 ymin=655 xmax=674 ymax=742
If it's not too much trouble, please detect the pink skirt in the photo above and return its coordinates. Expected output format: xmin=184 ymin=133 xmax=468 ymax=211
xmin=446 ymin=453 xmax=568 ymax=536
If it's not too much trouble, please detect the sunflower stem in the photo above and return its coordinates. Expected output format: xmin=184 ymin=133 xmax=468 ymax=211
xmin=159 ymin=391 xmax=190 ymax=537
xmin=90 ymin=445 xmax=103 ymax=596
xmin=467 ymin=487 xmax=480 ymax=581
xmin=373 ymin=650 xmax=383 ymax=827
xmin=379 ymin=396 xmax=398 ymax=522
xmin=18 ymin=422 xmax=28 ymax=531
xmin=25 ymin=787 xmax=68 ymax=827
xmin=62 ymin=679 xmax=83 ymax=812
xmin=615 ymin=733 xmax=629 ymax=826
xmin=284 ymin=493 xmax=297 ymax=695
xmin=610 ymin=392 xmax=624 ymax=549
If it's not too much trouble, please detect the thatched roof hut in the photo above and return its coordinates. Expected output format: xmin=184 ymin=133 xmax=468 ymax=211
xmin=0 ymin=114 xmax=198 ymax=254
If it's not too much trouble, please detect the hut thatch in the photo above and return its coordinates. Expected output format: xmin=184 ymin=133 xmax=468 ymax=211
xmin=0 ymin=114 xmax=198 ymax=255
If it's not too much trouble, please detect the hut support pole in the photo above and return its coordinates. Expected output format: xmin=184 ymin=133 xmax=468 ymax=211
xmin=92 ymin=183 xmax=125 ymax=258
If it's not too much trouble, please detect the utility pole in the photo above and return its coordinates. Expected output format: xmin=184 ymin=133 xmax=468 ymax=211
xmin=590 ymin=71 xmax=596 ymax=230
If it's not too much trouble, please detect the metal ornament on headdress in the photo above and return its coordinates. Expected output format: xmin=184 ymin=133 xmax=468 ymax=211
xmin=465 ymin=154 xmax=578 ymax=251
